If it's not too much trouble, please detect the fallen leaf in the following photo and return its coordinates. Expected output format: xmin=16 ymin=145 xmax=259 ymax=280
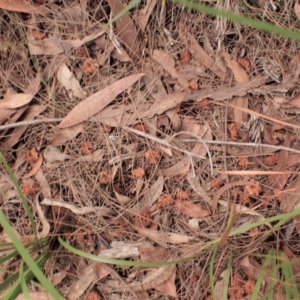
xmin=43 ymin=146 xmax=71 ymax=163
xmin=295 ymin=1 xmax=300 ymax=21
xmin=22 ymin=154 xmax=43 ymax=179
xmin=57 ymin=63 xmax=86 ymax=99
xmin=100 ymin=241 xmax=152 ymax=259
xmin=28 ymin=31 xmax=105 ymax=56
xmin=222 ymin=52 xmax=249 ymax=83
xmin=223 ymin=52 xmax=249 ymax=129
xmin=174 ymin=200 xmax=210 ymax=218
xmin=51 ymin=270 xmax=68 ymax=286
xmin=130 ymin=176 xmax=164 ymax=214
xmin=16 ymin=293 xmax=54 ymax=300
xmin=66 ymin=264 xmax=97 ymax=300
xmin=152 ymin=49 xmax=190 ymax=90
xmin=280 ymin=175 xmax=300 ymax=212
xmin=0 ymin=94 xmax=34 ymax=109
xmin=187 ymin=171 xmax=211 ymax=205
xmin=106 ymin=265 xmax=176 ymax=292
xmin=57 ymin=73 xmax=145 ymax=128
xmin=142 ymin=93 xmax=187 ymax=119
xmin=78 ymin=149 xmax=103 ymax=162
xmin=3 ymin=105 xmax=46 ymax=149
xmin=159 ymin=118 xmax=212 ymax=177
xmin=51 ymin=124 xmax=83 ymax=146
xmin=106 ymin=0 xmax=140 ymax=59
xmin=133 ymin=226 xmax=194 ymax=244
xmin=134 ymin=209 xmax=152 ymax=228
xmin=178 ymin=22 xmax=226 ymax=80
xmin=240 ymin=256 xmax=262 ymax=280
xmin=137 ymin=0 xmax=157 ymax=31
xmin=0 ymin=108 xmax=15 ymax=126
xmin=0 ymin=0 xmax=49 ymax=14
xmin=139 ymin=246 xmax=169 ymax=262
xmin=155 ymin=268 xmax=177 ymax=298
xmin=111 ymin=46 xmax=132 ymax=62
xmin=214 ymin=270 xmax=228 ymax=300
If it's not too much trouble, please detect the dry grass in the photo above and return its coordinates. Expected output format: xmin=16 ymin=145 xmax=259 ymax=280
xmin=1 ymin=0 xmax=300 ymax=299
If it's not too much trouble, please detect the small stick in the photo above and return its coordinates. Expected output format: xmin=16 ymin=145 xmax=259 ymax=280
xmin=179 ymin=139 xmax=300 ymax=155
xmin=0 ymin=118 xmax=63 ymax=131
xmin=123 ymin=126 xmax=206 ymax=162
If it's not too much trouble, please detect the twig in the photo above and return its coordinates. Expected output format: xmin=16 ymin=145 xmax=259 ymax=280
xmin=178 ymin=139 xmax=300 ymax=155
xmin=170 ymin=131 xmax=214 ymax=177
xmin=0 ymin=118 xmax=63 ymax=131
xmin=123 ymin=126 xmax=206 ymax=164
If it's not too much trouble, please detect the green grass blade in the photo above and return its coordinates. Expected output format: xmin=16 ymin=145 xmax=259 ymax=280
xmin=20 ymin=261 xmax=31 ymax=300
xmin=222 ymin=251 xmax=232 ymax=300
xmin=172 ymin=0 xmax=300 ymax=41
xmin=0 ymin=209 xmax=63 ymax=300
xmin=0 ymin=152 xmax=37 ymax=239
xmin=251 ymin=253 xmax=272 ymax=300
xmin=2 ymin=253 xmax=48 ymax=300
xmin=209 ymin=243 xmax=218 ymax=300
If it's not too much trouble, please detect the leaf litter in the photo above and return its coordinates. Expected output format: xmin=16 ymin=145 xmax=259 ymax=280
xmin=2 ymin=1 xmax=300 ymax=299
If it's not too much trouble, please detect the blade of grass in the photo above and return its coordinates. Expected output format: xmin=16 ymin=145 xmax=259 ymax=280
xmin=0 ymin=209 xmax=63 ymax=300
xmin=172 ymin=0 xmax=300 ymax=42
xmin=0 ymin=152 xmax=37 ymax=239
xmin=2 ymin=253 xmax=49 ymax=300
xmin=251 ymin=253 xmax=272 ymax=300
xmin=209 ymin=243 xmax=218 ymax=300
xmin=20 ymin=261 xmax=31 ymax=300
xmin=222 ymin=251 xmax=232 ymax=300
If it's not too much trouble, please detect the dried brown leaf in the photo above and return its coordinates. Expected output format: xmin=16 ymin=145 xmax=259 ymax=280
xmin=43 ymin=146 xmax=71 ymax=163
xmin=51 ymin=124 xmax=83 ymax=146
xmin=174 ymin=200 xmax=210 ymax=218
xmin=133 ymin=226 xmax=193 ymax=244
xmin=57 ymin=73 xmax=144 ymax=128
xmin=66 ymin=265 xmax=97 ymax=300
xmin=144 ymin=91 xmax=186 ymax=117
xmin=106 ymin=265 xmax=176 ymax=292
xmin=0 ymin=108 xmax=15 ymax=126
xmin=295 ymin=1 xmax=300 ymax=21
xmin=3 ymin=105 xmax=46 ymax=149
xmin=16 ymin=293 xmax=54 ymax=300
xmin=0 ymin=0 xmax=49 ymax=14
xmin=106 ymin=0 xmax=140 ymax=59
xmin=222 ymin=52 xmax=249 ymax=83
xmin=0 ymin=94 xmax=33 ymax=109
xmin=155 ymin=269 xmax=177 ymax=298
xmin=152 ymin=49 xmax=189 ymax=90
xmin=160 ymin=117 xmax=212 ymax=177
xmin=57 ymin=63 xmax=86 ymax=99
xmin=22 ymin=154 xmax=43 ymax=179
xmin=137 ymin=0 xmax=157 ymax=32
xmin=178 ymin=22 xmax=226 ymax=80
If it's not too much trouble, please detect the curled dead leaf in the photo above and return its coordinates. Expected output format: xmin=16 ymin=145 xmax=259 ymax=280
xmin=22 ymin=154 xmax=43 ymax=179
xmin=174 ymin=200 xmax=210 ymax=218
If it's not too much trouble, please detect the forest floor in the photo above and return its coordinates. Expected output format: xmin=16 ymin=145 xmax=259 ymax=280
xmin=2 ymin=0 xmax=300 ymax=299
